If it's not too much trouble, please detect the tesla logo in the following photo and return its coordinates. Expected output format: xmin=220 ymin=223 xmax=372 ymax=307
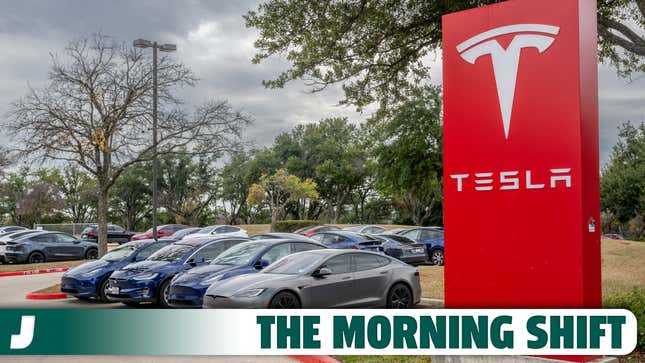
xmin=457 ymin=24 xmax=560 ymax=139
xmin=10 ymin=315 xmax=35 ymax=349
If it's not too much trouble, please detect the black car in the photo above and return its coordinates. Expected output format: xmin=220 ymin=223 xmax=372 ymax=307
xmin=3 ymin=231 xmax=98 ymax=264
xmin=81 ymin=224 xmax=135 ymax=244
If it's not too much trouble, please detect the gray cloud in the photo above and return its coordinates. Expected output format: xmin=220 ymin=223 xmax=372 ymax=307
xmin=0 ymin=0 xmax=642 ymax=166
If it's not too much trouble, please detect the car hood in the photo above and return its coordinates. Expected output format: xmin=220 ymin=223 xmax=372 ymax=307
xmin=173 ymin=264 xmax=242 ymax=283
xmin=205 ymin=273 xmax=300 ymax=297
xmin=111 ymin=260 xmax=180 ymax=278
xmin=65 ymin=259 xmax=117 ymax=276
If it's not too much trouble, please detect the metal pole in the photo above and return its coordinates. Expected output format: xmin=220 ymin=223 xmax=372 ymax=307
xmin=152 ymin=42 xmax=158 ymax=241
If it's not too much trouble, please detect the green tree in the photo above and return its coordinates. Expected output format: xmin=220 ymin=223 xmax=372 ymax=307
xmin=369 ymin=86 xmax=443 ymax=226
xmin=158 ymin=154 xmax=219 ymax=226
xmin=601 ymin=122 xmax=645 ymax=239
xmin=38 ymin=166 xmax=97 ymax=223
xmin=0 ymin=169 xmax=30 ymax=226
xmin=220 ymin=151 xmax=254 ymax=224
xmin=272 ymin=118 xmax=371 ymax=221
xmin=247 ymin=169 xmax=319 ymax=229
xmin=110 ymin=165 xmax=151 ymax=231
xmin=245 ymin=0 xmax=644 ymax=112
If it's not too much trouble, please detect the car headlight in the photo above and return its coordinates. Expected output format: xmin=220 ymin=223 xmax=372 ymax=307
xmin=199 ymin=274 xmax=224 ymax=286
xmin=6 ymin=244 xmax=24 ymax=251
xmin=80 ymin=269 xmax=103 ymax=277
xmin=132 ymin=272 xmax=159 ymax=280
xmin=234 ymin=288 xmax=266 ymax=298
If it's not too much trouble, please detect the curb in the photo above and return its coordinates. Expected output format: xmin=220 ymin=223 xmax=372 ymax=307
xmin=0 ymin=267 xmax=70 ymax=277
xmin=25 ymin=292 xmax=68 ymax=300
xmin=419 ymin=297 xmax=445 ymax=308
xmin=289 ymin=356 xmax=340 ymax=363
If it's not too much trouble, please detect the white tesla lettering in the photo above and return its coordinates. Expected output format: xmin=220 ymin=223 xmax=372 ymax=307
xmin=550 ymin=168 xmax=572 ymax=188
xmin=450 ymin=174 xmax=469 ymax=192
xmin=474 ymin=173 xmax=494 ymax=191
xmin=525 ymin=170 xmax=545 ymax=190
xmin=449 ymin=169 xmax=572 ymax=192
xmin=499 ymin=171 xmax=520 ymax=190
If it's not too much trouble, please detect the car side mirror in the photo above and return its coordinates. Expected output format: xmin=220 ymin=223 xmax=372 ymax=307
xmin=188 ymin=257 xmax=206 ymax=266
xmin=254 ymin=259 xmax=270 ymax=270
xmin=312 ymin=267 xmax=332 ymax=278
xmin=73 ymin=240 xmax=81 ymax=244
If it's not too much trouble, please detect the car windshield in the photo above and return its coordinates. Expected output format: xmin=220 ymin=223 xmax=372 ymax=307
xmin=263 ymin=253 xmax=326 ymax=275
xmin=383 ymin=235 xmax=415 ymax=245
xmin=147 ymin=244 xmax=193 ymax=262
xmin=197 ymin=226 xmax=216 ymax=234
xmin=210 ymin=242 xmax=265 ymax=266
xmin=172 ymin=228 xmax=196 ymax=238
xmin=102 ymin=246 xmax=137 ymax=262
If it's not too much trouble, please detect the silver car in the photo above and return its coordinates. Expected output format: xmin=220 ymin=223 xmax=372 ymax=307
xmin=202 ymin=249 xmax=421 ymax=309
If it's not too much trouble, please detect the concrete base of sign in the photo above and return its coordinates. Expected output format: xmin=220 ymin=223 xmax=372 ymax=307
xmin=432 ymin=356 xmax=618 ymax=363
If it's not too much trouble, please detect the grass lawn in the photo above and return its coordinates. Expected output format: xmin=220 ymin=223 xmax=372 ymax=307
xmin=417 ymin=238 xmax=645 ymax=300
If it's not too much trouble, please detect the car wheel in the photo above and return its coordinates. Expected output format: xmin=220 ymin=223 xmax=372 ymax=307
xmin=387 ymin=283 xmax=413 ymax=309
xmin=85 ymin=249 xmax=98 ymax=260
xmin=27 ymin=252 xmax=45 ymax=264
xmin=98 ymin=278 xmax=110 ymax=303
xmin=157 ymin=279 xmax=172 ymax=308
xmin=269 ymin=291 xmax=301 ymax=309
xmin=430 ymin=249 xmax=444 ymax=266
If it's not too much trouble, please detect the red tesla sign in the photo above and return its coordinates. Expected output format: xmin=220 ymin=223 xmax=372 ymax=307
xmin=442 ymin=0 xmax=601 ymax=317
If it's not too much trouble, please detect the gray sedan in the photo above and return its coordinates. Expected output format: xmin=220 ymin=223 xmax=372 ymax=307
xmin=202 ymin=249 xmax=421 ymax=309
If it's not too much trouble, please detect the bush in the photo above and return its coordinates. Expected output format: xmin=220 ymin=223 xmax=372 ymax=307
xmin=604 ymin=288 xmax=645 ymax=352
xmin=273 ymin=220 xmax=320 ymax=233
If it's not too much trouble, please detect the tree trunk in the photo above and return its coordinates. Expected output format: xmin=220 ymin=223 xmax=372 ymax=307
xmin=97 ymin=186 xmax=109 ymax=257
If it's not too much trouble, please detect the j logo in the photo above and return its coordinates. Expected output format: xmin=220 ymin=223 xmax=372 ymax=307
xmin=457 ymin=24 xmax=560 ymax=139
xmin=10 ymin=315 xmax=35 ymax=350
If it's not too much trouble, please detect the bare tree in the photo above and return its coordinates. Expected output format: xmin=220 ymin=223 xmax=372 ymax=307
xmin=8 ymin=34 xmax=251 ymax=255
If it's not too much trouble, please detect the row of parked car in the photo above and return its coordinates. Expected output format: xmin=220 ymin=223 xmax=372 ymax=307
xmin=62 ymin=231 xmax=423 ymax=309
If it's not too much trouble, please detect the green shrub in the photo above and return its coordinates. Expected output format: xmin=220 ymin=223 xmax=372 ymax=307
xmin=273 ymin=220 xmax=320 ymax=232
xmin=604 ymin=288 xmax=645 ymax=352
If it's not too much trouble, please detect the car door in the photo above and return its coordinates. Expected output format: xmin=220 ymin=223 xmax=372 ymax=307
xmin=350 ymin=253 xmax=392 ymax=306
xmin=300 ymin=254 xmax=356 ymax=308
xmin=55 ymin=233 xmax=85 ymax=259
xmin=30 ymin=234 xmax=62 ymax=260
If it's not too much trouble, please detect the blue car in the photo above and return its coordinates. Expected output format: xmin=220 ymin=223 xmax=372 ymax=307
xmin=107 ymin=236 xmax=249 ymax=307
xmin=399 ymin=227 xmax=444 ymax=265
xmin=61 ymin=239 xmax=173 ymax=302
xmin=369 ymin=234 xmax=428 ymax=265
xmin=168 ymin=239 xmax=326 ymax=307
xmin=309 ymin=231 xmax=384 ymax=252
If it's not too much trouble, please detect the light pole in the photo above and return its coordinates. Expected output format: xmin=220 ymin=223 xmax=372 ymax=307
xmin=133 ymin=39 xmax=177 ymax=240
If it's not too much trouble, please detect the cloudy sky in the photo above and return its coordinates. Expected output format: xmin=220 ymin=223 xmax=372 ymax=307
xmin=0 ymin=0 xmax=643 ymax=167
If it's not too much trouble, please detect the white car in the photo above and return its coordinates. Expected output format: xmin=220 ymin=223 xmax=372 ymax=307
xmin=189 ymin=225 xmax=248 ymax=239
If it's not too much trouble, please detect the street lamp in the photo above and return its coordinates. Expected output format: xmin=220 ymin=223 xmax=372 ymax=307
xmin=133 ymin=38 xmax=177 ymax=240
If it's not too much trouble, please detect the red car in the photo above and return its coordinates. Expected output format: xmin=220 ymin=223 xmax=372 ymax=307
xmin=294 ymin=225 xmax=340 ymax=237
xmin=131 ymin=224 xmax=191 ymax=240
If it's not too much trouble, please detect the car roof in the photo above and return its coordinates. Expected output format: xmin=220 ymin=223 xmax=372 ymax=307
xmin=299 ymin=248 xmax=384 ymax=257
xmin=238 ymin=238 xmax=325 ymax=247
xmin=176 ymin=236 xmax=249 ymax=247
xmin=318 ymin=230 xmax=372 ymax=238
